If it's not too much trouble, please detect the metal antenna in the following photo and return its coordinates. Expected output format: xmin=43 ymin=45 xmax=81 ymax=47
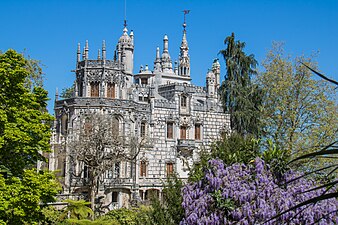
xmin=124 ymin=0 xmax=127 ymax=28
xmin=182 ymin=9 xmax=190 ymax=30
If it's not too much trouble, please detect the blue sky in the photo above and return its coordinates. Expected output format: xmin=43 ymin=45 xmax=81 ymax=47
xmin=1 ymin=0 xmax=338 ymax=113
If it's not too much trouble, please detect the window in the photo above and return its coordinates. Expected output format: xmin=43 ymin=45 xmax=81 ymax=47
xmin=140 ymin=122 xmax=146 ymax=137
xmin=83 ymin=164 xmax=89 ymax=178
xmin=112 ymin=192 xmax=118 ymax=203
xmin=195 ymin=124 xmax=201 ymax=140
xmin=84 ymin=118 xmax=92 ymax=135
xmin=141 ymin=78 xmax=148 ymax=85
xmin=140 ymin=161 xmax=147 ymax=177
xmin=181 ymin=95 xmax=187 ymax=108
xmin=107 ymin=83 xmax=115 ymax=98
xmin=180 ymin=126 xmax=187 ymax=140
xmin=90 ymin=82 xmax=99 ymax=97
xmin=114 ymin=162 xmax=120 ymax=178
xmin=112 ymin=117 xmax=119 ymax=138
xmin=106 ymin=170 xmax=113 ymax=179
xmin=167 ymin=122 xmax=173 ymax=139
xmin=166 ymin=163 xmax=174 ymax=176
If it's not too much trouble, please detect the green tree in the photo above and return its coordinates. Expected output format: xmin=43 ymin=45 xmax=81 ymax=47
xmin=61 ymin=200 xmax=94 ymax=221
xmin=150 ymin=174 xmax=184 ymax=225
xmin=219 ymin=33 xmax=263 ymax=136
xmin=258 ymin=43 xmax=338 ymax=157
xmin=60 ymin=84 xmax=75 ymax=99
xmin=0 ymin=169 xmax=60 ymax=225
xmin=0 ymin=50 xmax=54 ymax=176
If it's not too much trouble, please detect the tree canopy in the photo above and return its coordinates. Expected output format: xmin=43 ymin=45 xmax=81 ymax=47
xmin=258 ymin=43 xmax=338 ymax=157
xmin=219 ymin=33 xmax=263 ymax=136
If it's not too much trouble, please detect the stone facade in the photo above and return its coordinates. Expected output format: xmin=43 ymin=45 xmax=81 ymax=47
xmin=48 ymin=22 xmax=230 ymax=210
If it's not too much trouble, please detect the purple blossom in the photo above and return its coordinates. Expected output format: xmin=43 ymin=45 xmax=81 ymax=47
xmin=181 ymin=158 xmax=338 ymax=224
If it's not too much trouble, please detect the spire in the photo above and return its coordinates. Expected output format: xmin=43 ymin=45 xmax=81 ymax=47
xmin=77 ymin=43 xmax=81 ymax=62
xmin=153 ymin=47 xmax=162 ymax=72
xmin=97 ymin=49 xmax=101 ymax=60
xmin=82 ymin=47 xmax=86 ymax=60
xmin=163 ymin=35 xmax=169 ymax=53
xmin=179 ymin=10 xmax=190 ymax=76
xmin=161 ymin=35 xmax=173 ymax=73
xmin=85 ymin=40 xmax=89 ymax=59
xmin=102 ymin=40 xmax=106 ymax=60
xmin=55 ymin=87 xmax=59 ymax=101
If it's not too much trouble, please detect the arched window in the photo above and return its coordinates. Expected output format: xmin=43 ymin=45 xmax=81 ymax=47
xmin=90 ymin=82 xmax=99 ymax=97
xmin=107 ymin=83 xmax=115 ymax=98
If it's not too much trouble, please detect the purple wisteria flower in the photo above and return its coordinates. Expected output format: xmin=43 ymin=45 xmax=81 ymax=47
xmin=181 ymin=158 xmax=338 ymax=225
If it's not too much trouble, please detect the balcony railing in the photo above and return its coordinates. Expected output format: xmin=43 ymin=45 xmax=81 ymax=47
xmin=177 ymin=139 xmax=195 ymax=157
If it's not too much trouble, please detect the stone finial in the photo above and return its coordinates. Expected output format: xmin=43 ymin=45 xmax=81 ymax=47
xmin=102 ymin=40 xmax=106 ymax=60
xmin=97 ymin=49 xmax=101 ymax=60
xmin=55 ymin=87 xmax=59 ymax=101
xmin=85 ymin=40 xmax=89 ymax=59
xmin=77 ymin=43 xmax=81 ymax=62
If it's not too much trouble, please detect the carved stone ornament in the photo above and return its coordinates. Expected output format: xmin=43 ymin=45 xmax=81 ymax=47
xmin=87 ymin=69 xmax=102 ymax=81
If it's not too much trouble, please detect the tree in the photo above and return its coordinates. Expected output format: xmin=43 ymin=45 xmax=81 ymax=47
xmin=60 ymin=84 xmax=75 ymax=99
xmin=0 ymin=169 xmax=60 ymax=225
xmin=149 ymin=174 xmax=184 ymax=225
xmin=0 ymin=50 xmax=53 ymax=177
xmin=219 ymin=33 xmax=263 ymax=136
xmin=181 ymin=158 xmax=338 ymax=224
xmin=258 ymin=43 xmax=338 ymax=157
xmin=67 ymin=113 xmax=144 ymax=213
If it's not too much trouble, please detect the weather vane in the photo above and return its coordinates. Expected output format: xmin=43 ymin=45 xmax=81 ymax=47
xmin=182 ymin=9 xmax=190 ymax=30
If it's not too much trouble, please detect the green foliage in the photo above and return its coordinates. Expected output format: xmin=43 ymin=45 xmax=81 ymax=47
xmin=219 ymin=33 xmax=263 ymax=136
xmin=259 ymin=43 xmax=338 ymax=157
xmin=149 ymin=174 xmax=184 ymax=225
xmin=0 ymin=50 xmax=54 ymax=177
xmin=61 ymin=200 xmax=94 ymax=220
xmin=60 ymin=84 xmax=75 ymax=99
xmin=211 ymin=190 xmax=235 ymax=212
xmin=189 ymin=132 xmax=261 ymax=182
xmin=0 ymin=170 xmax=60 ymax=225
xmin=188 ymin=148 xmax=210 ymax=182
xmin=262 ymin=139 xmax=290 ymax=181
xmin=104 ymin=206 xmax=152 ymax=225
xmin=211 ymin=132 xmax=260 ymax=166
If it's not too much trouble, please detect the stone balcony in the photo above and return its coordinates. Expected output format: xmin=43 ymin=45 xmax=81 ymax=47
xmin=177 ymin=139 xmax=195 ymax=157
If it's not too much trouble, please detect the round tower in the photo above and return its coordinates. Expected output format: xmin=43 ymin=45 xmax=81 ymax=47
xmin=118 ymin=27 xmax=134 ymax=75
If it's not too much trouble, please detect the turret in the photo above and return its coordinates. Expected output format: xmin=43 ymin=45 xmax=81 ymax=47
xmin=206 ymin=70 xmax=216 ymax=98
xmin=161 ymin=35 xmax=173 ymax=73
xmin=212 ymin=58 xmax=221 ymax=89
xmin=118 ymin=26 xmax=134 ymax=74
